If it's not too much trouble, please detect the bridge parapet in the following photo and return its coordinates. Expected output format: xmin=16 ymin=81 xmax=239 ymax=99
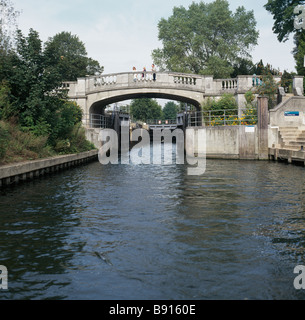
xmin=63 ymin=72 xmax=287 ymax=98
xmin=83 ymin=72 xmax=205 ymax=94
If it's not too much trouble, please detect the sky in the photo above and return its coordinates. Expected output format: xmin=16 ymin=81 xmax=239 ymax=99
xmin=12 ymin=0 xmax=296 ymax=75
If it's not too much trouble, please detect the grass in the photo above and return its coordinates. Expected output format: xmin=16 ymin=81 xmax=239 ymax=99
xmin=0 ymin=120 xmax=96 ymax=166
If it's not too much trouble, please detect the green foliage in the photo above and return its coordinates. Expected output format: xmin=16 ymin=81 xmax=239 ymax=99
xmin=0 ymin=27 xmax=97 ymax=163
xmin=264 ymin=1 xmax=305 ymax=76
xmin=0 ymin=0 xmax=20 ymax=53
xmin=130 ymin=98 xmax=162 ymax=121
xmin=0 ymin=80 xmax=12 ymax=119
xmin=202 ymin=94 xmax=238 ymax=115
xmin=231 ymin=59 xmax=255 ymax=78
xmin=0 ymin=121 xmax=8 ymax=159
xmin=0 ymin=119 xmax=53 ymax=164
xmin=293 ymin=31 xmax=305 ymax=76
xmin=264 ymin=0 xmax=302 ymax=43
xmin=48 ymin=101 xmax=83 ymax=145
xmin=244 ymin=90 xmax=255 ymax=105
xmin=162 ymin=101 xmax=178 ymax=120
xmin=280 ymin=70 xmax=296 ymax=93
xmin=255 ymin=70 xmax=280 ymax=109
xmin=44 ymin=32 xmax=104 ymax=81
xmin=152 ymin=0 xmax=259 ymax=78
xmin=252 ymin=59 xmax=280 ymax=76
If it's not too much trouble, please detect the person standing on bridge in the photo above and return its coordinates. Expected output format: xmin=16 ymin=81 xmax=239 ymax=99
xmin=142 ymin=67 xmax=146 ymax=80
xmin=152 ymin=64 xmax=156 ymax=81
xmin=133 ymin=66 xmax=137 ymax=82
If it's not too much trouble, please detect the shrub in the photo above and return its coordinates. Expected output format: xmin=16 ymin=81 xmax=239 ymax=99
xmin=0 ymin=123 xmax=9 ymax=159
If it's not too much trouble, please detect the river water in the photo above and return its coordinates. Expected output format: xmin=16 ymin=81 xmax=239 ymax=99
xmin=1 ymin=145 xmax=305 ymax=300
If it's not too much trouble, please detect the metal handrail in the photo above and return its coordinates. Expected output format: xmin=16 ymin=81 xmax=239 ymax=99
xmin=83 ymin=113 xmax=112 ymax=128
xmin=146 ymin=119 xmax=177 ymax=125
xmin=188 ymin=108 xmax=257 ymax=127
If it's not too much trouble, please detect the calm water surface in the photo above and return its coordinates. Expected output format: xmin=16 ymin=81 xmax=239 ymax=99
xmin=1 ymin=149 xmax=305 ymax=300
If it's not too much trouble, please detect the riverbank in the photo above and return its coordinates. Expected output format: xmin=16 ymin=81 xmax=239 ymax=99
xmin=0 ymin=149 xmax=98 ymax=187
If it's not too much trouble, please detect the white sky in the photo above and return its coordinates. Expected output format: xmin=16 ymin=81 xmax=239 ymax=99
xmin=12 ymin=0 xmax=296 ymax=75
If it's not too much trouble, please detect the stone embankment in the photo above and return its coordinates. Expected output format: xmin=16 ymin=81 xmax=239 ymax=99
xmin=0 ymin=149 xmax=98 ymax=187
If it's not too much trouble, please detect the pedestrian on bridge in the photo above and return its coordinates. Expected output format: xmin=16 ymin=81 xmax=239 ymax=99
xmin=152 ymin=64 xmax=156 ymax=81
xmin=142 ymin=67 xmax=146 ymax=79
xmin=133 ymin=66 xmax=137 ymax=82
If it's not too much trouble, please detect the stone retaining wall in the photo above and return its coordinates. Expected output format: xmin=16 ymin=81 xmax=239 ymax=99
xmin=0 ymin=150 xmax=98 ymax=187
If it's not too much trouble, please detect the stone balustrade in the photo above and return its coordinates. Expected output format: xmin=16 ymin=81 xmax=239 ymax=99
xmin=64 ymin=72 xmax=295 ymax=98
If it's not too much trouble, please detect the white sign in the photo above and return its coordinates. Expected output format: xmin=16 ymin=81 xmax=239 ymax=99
xmin=245 ymin=126 xmax=255 ymax=133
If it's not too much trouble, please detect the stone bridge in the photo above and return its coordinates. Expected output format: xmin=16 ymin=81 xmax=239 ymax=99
xmin=63 ymin=71 xmax=295 ymax=124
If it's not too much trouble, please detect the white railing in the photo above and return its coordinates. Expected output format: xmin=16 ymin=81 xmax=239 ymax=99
xmin=172 ymin=74 xmax=197 ymax=85
xmin=188 ymin=108 xmax=257 ymax=127
xmin=221 ymin=78 xmax=238 ymax=90
xmin=63 ymin=72 xmax=291 ymax=97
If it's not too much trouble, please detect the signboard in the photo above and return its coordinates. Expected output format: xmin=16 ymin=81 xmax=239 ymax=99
xmin=245 ymin=126 xmax=255 ymax=133
xmin=284 ymin=111 xmax=299 ymax=116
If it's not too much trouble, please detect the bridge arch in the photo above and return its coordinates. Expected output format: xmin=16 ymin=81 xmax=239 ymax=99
xmin=89 ymin=90 xmax=202 ymax=115
xmin=64 ymin=71 xmax=283 ymax=127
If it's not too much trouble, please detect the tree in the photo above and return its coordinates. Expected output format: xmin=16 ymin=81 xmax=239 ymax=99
xmin=252 ymin=59 xmax=280 ymax=76
xmin=152 ymin=0 xmax=259 ymax=78
xmin=5 ymin=29 xmax=63 ymax=126
xmin=44 ymin=31 xmax=103 ymax=81
xmin=264 ymin=0 xmax=304 ymax=43
xmin=292 ymin=31 xmax=305 ymax=76
xmin=264 ymin=1 xmax=305 ymax=76
xmin=255 ymin=70 xmax=280 ymax=109
xmin=0 ymin=29 xmax=86 ymax=146
xmin=0 ymin=0 xmax=19 ymax=82
xmin=130 ymin=98 xmax=162 ymax=122
xmin=0 ymin=0 xmax=20 ymax=53
xmin=231 ymin=58 xmax=255 ymax=78
xmin=162 ymin=101 xmax=178 ymax=120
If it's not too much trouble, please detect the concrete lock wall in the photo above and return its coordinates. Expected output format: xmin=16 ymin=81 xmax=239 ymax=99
xmin=186 ymin=126 xmax=258 ymax=160
xmin=0 ymin=150 xmax=98 ymax=187
xmin=269 ymin=96 xmax=305 ymax=129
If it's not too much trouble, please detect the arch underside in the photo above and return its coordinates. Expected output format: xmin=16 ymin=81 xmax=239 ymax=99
xmin=89 ymin=92 xmax=201 ymax=114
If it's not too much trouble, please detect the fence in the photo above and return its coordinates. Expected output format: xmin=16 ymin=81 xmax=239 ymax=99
xmin=146 ymin=119 xmax=177 ymax=125
xmin=83 ymin=113 xmax=112 ymax=128
xmin=188 ymin=108 xmax=257 ymax=127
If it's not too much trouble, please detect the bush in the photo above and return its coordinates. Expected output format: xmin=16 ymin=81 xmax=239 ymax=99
xmin=0 ymin=120 xmax=53 ymax=164
xmin=202 ymin=93 xmax=238 ymax=116
xmin=0 ymin=123 xmax=9 ymax=159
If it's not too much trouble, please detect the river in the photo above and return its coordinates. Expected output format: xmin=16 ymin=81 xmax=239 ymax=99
xmin=1 ymin=145 xmax=305 ymax=300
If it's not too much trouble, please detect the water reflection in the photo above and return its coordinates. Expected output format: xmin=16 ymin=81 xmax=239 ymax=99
xmin=0 ymin=154 xmax=305 ymax=299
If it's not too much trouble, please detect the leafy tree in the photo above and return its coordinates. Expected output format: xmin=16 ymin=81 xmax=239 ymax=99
xmin=202 ymin=93 xmax=238 ymax=115
xmin=0 ymin=80 xmax=11 ymax=119
xmin=44 ymin=31 xmax=103 ymax=81
xmin=231 ymin=58 xmax=255 ymax=78
xmin=130 ymin=98 xmax=162 ymax=122
xmin=292 ymin=31 xmax=305 ymax=76
xmin=5 ymin=29 xmax=63 ymax=127
xmin=252 ymin=59 xmax=280 ymax=76
xmin=264 ymin=0 xmax=303 ymax=43
xmin=255 ymin=70 xmax=280 ymax=109
xmin=0 ymin=0 xmax=20 ymax=53
xmin=264 ymin=1 xmax=305 ymax=75
xmin=0 ymin=29 xmax=89 ymax=148
xmin=152 ymin=0 xmax=259 ymax=78
xmin=162 ymin=101 xmax=178 ymax=120
xmin=280 ymin=69 xmax=296 ymax=93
